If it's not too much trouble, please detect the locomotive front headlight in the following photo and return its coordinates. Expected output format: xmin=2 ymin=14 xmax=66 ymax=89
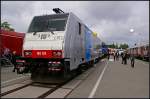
xmin=57 ymin=52 xmax=62 ymax=56
xmin=24 ymin=51 xmax=32 ymax=56
xmin=53 ymin=52 xmax=57 ymax=56
xmin=52 ymin=51 xmax=62 ymax=57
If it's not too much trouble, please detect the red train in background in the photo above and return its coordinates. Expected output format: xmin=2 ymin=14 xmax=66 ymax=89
xmin=0 ymin=29 xmax=25 ymax=57
xmin=127 ymin=42 xmax=149 ymax=61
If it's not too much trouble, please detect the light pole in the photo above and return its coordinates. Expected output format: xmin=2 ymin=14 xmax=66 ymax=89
xmin=130 ymin=28 xmax=134 ymax=33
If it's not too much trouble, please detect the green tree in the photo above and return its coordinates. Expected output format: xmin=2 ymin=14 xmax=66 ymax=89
xmin=1 ymin=21 xmax=15 ymax=31
xmin=108 ymin=43 xmax=129 ymax=49
xmin=108 ymin=43 xmax=116 ymax=48
xmin=115 ymin=43 xmax=119 ymax=49
xmin=119 ymin=43 xmax=129 ymax=49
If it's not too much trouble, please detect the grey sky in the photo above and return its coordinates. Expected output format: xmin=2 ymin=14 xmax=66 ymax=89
xmin=1 ymin=1 xmax=149 ymax=47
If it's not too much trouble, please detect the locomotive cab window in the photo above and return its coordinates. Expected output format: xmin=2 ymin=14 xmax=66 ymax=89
xmin=79 ymin=22 xmax=81 ymax=35
xmin=47 ymin=19 xmax=67 ymax=31
xmin=28 ymin=13 xmax=69 ymax=33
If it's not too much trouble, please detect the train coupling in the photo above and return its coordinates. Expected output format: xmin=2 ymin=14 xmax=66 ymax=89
xmin=16 ymin=59 xmax=25 ymax=67
xmin=15 ymin=59 xmax=26 ymax=74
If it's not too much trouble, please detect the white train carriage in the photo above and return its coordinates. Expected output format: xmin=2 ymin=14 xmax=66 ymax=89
xmin=19 ymin=12 xmax=102 ymax=82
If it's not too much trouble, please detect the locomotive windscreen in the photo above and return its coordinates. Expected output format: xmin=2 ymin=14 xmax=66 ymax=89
xmin=28 ymin=13 xmax=69 ymax=32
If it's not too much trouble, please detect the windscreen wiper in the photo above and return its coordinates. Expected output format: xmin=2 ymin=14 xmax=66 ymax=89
xmin=33 ymin=31 xmax=37 ymax=35
xmin=47 ymin=27 xmax=54 ymax=35
xmin=50 ymin=30 xmax=54 ymax=35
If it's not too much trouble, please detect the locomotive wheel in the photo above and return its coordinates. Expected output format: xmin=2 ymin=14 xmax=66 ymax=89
xmin=31 ymin=65 xmax=40 ymax=79
xmin=63 ymin=61 xmax=71 ymax=79
xmin=89 ymin=60 xmax=94 ymax=67
xmin=63 ymin=66 xmax=71 ymax=79
xmin=63 ymin=69 xmax=67 ymax=78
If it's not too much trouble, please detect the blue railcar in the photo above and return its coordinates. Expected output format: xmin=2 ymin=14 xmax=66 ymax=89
xmin=101 ymin=43 xmax=108 ymax=55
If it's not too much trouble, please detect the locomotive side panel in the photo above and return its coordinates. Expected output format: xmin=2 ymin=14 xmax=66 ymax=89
xmin=84 ymin=26 xmax=93 ymax=62
xmin=64 ymin=13 xmax=85 ymax=70
xmin=64 ymin=13 xmax=78 ymax=70
xmin=71 ymin=13 xmax=86 ymax=65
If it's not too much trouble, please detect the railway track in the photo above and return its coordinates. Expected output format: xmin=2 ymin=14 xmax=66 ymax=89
xmin=1 ymin=60 xmax=105 ymax=98
xmin=0 ymin=67 xmax=91 ymax=98
xmin=1 ymin=82 xmax=33 ymax=97
xmin=1 ymin=75 xmax=76 ymax=98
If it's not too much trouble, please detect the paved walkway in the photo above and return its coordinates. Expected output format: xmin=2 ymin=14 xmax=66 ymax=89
xmin=67 ymin=56 xmax=149 ymax=98
xmin=93 ymin=56 xmax=149 ymax=98
xmin=1 ymin=67 xmax=26 ymax=82
xmin=1 ymin=56 xmax=149 ymax=98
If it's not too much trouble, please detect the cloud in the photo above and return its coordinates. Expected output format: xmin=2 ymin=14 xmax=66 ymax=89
xmin=1 ymin=1 xmax=149 ymax=47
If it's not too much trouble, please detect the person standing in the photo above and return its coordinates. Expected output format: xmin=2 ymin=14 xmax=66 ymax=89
xmin=130 ymin=54 xmax=135 ymax=68
xmin=127 ymin=52 xmax=130 ymax=60
xmin=116 ymin=51 xmax=119 ymax=61
xmin=113 ymin=52 xmax=116 ymax=61
xmin=3 ymin=47 xmax=12 ymax=61
xmin=124 ymin=52 xmax=128 ymax=65
xmin=12 ymin=51 xmax=17 ymax=72
xmin=107 ymin=49 xmax=110 ymax=60
xmin=121 ymin=52 xmax=124 ymax=64
xmin=117 ymin=52 xmax=120 ymax=60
